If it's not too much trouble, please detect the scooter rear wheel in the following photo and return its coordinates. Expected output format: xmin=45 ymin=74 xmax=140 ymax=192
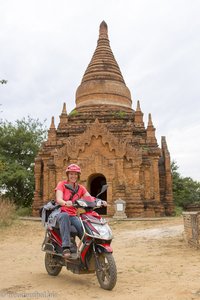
xmin=95 ymin=252 xmax=117 ymax=290
xmin=45 ymin=253 xmax=62 ymax=276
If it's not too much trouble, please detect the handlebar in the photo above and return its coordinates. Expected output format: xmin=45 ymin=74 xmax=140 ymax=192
xmin=52 ymin=198 xmax=107 ymax=209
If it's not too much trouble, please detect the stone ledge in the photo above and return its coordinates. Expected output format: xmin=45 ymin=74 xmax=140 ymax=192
xmin=182 ymin=211 xmax=200 ymax=215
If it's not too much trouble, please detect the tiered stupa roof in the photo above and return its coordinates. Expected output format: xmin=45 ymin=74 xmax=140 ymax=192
xmin=75 ymin=21 xmax=132 ymax=111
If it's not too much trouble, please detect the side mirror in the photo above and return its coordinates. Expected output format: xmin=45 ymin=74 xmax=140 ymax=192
xmin=96 ymin=184 xmax=108 ymax=198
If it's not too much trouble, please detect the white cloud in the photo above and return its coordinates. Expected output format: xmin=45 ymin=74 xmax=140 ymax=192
xmin=0 ymin=0 xmax=200 ymax=180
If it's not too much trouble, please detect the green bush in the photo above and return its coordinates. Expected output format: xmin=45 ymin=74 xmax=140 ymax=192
xmin=0 ymin=117 xmax=47 ymax=207
xmin=174 ymin=206 xmax=183 ymax=216
xmin=172 ymin=161 xmax=200 ymax=208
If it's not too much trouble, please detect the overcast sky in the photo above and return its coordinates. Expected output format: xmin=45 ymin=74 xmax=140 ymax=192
xmin=0 ymin=0 xmax=200 ymax=181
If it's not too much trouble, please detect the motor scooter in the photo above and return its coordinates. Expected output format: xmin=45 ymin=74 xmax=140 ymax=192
xmin=42 ymin=185 xmax=117 ymax=290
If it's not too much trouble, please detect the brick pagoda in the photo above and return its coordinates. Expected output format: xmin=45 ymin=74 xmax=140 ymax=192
xmin=32 ymin=21 xmax=174 ymax=217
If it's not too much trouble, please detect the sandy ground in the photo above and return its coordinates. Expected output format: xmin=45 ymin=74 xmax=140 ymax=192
xmin=1 ymin=217 xmax=200 ymax=300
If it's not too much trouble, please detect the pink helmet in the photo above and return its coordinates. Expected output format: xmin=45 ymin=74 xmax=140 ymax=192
xmin=66 ymin=164 xmax=81 ymax=174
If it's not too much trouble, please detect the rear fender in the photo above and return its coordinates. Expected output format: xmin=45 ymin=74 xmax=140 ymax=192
xmin=95 ymin=243 xmax=113 ymax=253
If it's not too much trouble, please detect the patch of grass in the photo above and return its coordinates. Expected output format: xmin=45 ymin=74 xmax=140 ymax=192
xmin=69 ymin=109 xmax=78 ymax=117
xmin=16 ymin=206 xmax=32 ymax=217
xmin=113 ymin=111 xmax=126 ymax=118
xmin=0 ymin=197 xmax=16 ymax=227
xmin=142 ymin=146 xmax=150 ymax=151
xmin=174 ymin=206 xmax=183 ymax=216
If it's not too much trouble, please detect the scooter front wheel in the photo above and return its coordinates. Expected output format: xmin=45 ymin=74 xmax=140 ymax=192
xmin=95 ymin=252 xmax=117 ymax=290
xmin=45 ymin=253 xmax=62 ymax=276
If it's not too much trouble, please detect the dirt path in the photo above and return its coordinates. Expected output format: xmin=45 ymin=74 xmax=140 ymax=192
xmin=1 ymin=217 xmax=200 ymax=300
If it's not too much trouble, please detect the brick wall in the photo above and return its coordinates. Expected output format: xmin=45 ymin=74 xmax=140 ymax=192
xmin=182 ymin=212 xmax=200 ymax=248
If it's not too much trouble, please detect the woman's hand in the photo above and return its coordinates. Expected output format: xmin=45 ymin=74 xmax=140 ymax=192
xmin=64 ymin=200 xmax=73 ymax=207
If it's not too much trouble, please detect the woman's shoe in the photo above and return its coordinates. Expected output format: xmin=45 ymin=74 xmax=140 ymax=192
xmin=62 ymin=248 xmax=71 ymax=259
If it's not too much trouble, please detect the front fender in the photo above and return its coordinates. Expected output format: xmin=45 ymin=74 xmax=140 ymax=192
xmin=95 ymin=243 xmax=113 ymax=253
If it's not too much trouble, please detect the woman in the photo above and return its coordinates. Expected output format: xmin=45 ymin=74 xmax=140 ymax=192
xmin=55 ymin=163 xmax=106 ymax=259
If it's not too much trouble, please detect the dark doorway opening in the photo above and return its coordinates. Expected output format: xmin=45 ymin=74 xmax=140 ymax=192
xmin=90 ymin=174 xmax=107 ymax=215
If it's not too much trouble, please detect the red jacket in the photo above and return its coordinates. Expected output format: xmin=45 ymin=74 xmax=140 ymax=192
xmin=55 ymin=180 xmax=87 ymax=216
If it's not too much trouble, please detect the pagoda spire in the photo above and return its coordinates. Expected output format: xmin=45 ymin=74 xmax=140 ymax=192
xmin=62 ymin=102 xmax=67 ymax=114
xmin=47 ymin=116 xmax=57 ymax=143
xmin=134 ymin=100 xmax=144 ymax=127
xmin=58 ymin=102 xmax=68 ymax=129
xmin=146 ymin=113 xmax=157 ymax=145
xmin=50 ymin=116 xmax=55 ymax=129
xmin=76 ymin=21 xmax=132 ymax=111
xmin=99 ymin=20 xmax=108 ymax=39
xmin=161 ymin=136 xmax=174 ymax=215
xmin=81 ymin=20 xmax=125 ymax=84
xmin=148 ymin=113 xmax=153 ymax=126
xmin=136 ymin=100 xmax=141 ymax=111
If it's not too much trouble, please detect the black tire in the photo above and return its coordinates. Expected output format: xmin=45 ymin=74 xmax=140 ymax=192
xmin=44 ymin=253 xmax=62 ymax=276
xmin=95 ymin=252 xmax=117 ymax=290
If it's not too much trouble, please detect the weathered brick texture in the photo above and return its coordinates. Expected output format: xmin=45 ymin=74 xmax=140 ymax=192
xmin=183 ymin=212 xmax=200 ymax=248
xmin=32 ymin=22 xmax=174 ymax=217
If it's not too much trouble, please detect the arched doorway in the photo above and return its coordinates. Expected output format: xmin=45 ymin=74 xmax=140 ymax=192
xmin=89 ymin=174 xmax=107 ymax=215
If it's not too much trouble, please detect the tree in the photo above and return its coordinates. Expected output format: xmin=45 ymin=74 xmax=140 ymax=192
xmin=0 ymin=117 xmax=47 ymax=207
xmin=172 ymin=161 xmax=200 ymax=208
xmin=0 ymin=80 xmax=7 ymax=114
xmin=0 ymin=80 xmax=7 ymax=84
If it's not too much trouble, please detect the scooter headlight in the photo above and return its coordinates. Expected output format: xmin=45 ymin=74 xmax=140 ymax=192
xmin=91 ymin=223 xmax=113 ymax=240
